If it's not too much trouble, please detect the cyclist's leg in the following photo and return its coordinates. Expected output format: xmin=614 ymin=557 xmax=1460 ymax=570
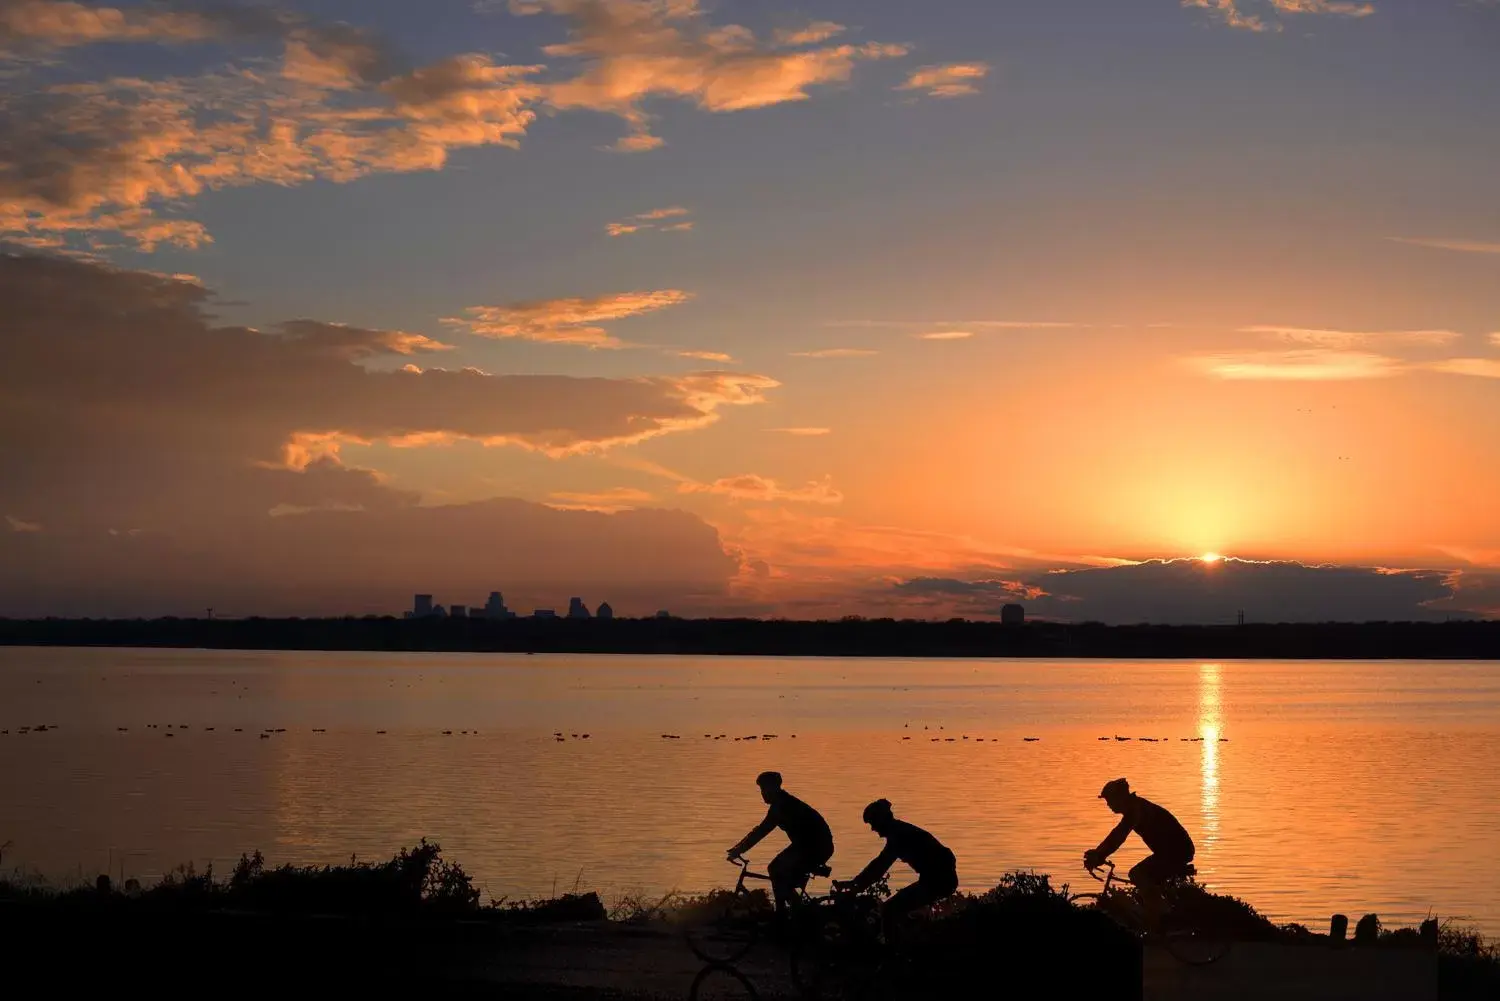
xmin=881 ymin=870 xmax=954 ymax=944
xmin=1128 ymin=855 xmax=1180 ymax=931
xmin=767 ymin=844 xmax=809 ymax=916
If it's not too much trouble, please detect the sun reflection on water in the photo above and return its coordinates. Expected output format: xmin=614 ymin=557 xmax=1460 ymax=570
xmin=1199 ymin=662 xmax=1222 ymax=850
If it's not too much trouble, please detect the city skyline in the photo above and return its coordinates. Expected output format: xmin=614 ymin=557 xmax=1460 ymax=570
xmin=2 ymin=0 xmax=1498 ymax=623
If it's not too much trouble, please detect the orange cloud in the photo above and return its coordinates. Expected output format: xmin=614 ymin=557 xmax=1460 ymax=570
xmin=1191 ymin=349 xmax=1406 ymax=380
xmin=606 ymin=205 xmax=692 ymax=236
xmin=917 ymin=330 xmax=974 ymax=341
xmin=0 ymin=0 xmax=219 ymax=47
xmin=674 ymin=349 xmax=735 ymax=362
xmin=510 ymin=0 xmax=906 ymax=149
xmin=774 ymin=22 xmax=845 ymax=47
xmin=1491 ymin=333 xmax=1500 ymax=348
xmin=767 ymin=427 xmax=832 ymax=436
xmin=448 ymin=290 xmax=692 ymax=348
xmin=1387 ymin=237 xmax=1500 ymax=256
xmin=1423 ymin=359 xmax=1500 ymax=380
xmin=5 ymin=513 xmax=42 ymax=533
xmin=681 ymin=474 xmax=843 ymax=505
xmin=897 ymin=63 xmax=990 ymax=99
xmin=547 ymin=487 xmax=655 ymax=512
xmin=1183 ymin=0 xmax=1374 ymax=32
xmin=1243 ymin=325 xmax=1463 ymax=349
xmin=791 ymin=348 xmax=878 ymax=359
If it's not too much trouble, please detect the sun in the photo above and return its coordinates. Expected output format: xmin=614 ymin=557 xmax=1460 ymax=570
xmin=1200 ymin=552 xmax=1223 ymax=564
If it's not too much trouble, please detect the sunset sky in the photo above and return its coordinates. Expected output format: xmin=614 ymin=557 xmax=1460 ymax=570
xmin=2 ymin=0 xmax=1498 ymax=620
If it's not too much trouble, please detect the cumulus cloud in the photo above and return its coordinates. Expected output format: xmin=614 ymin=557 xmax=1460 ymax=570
xmin=0 ymin=251 xmax=764 ymax=615
xmin=508 ymin=0 xmax=906 ymax=150
xmin=4 ymin=1 xmax=904 ymax=248
xmin=897 ymin=62 xmax=990 ymax=99
xmin=447 ymin=289 xmax=692 ymax=348
xmin=1183 ymin=0 xmax=1374 ymax=32
xmin=775 ymin=21 xmax=845 ymax=47
xmin=1190 ymin=349 xmax=1405 ymax=380
xmin=1387 ymin=237 xmax=1500 ymax=256
xmin=791 ymin=348 xmax=879 ymax=359
xmin=0 ymin=253 xmax=778 ymax=529
xmin=896 ymin=558 xmax=1464 ymax=624
xmin=606 ymin=205 xmax=692 ymax=236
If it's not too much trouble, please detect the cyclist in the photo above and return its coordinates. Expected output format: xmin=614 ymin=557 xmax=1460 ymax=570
xmin=726 ymin=771 xmax=834 ymax=919
xmin=1085 ymin=778 xmax=1195 ymax=925
xmin=835 ymin=799 xmax=958 ymax=941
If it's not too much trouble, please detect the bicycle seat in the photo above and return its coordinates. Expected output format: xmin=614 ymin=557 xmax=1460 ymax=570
xmin=811 ymin=864 xmax=832 ymax=878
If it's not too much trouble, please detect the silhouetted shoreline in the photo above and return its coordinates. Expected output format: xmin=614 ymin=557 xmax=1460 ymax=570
xmin=1 ymin=616 xmax=1497 ymax=659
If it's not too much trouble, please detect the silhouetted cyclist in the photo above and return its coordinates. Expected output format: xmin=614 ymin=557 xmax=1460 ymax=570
xmin=1084 ymin=778 xmax=1195 ymax=888
xmin=835 ymin=799 xmax=958 ymax=942
xmin=727 ymin=771 xmax=834 ymax=918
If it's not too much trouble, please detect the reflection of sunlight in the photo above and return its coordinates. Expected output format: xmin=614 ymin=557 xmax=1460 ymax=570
xmin=1199 ymin=662 xmax=1222 ymax=846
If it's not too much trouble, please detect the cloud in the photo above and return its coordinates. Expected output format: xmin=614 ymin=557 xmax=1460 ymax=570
xmin=775 ymin=22 xmax=845 ymax=47
xmin=447 ymin=289 xmax=692 ymax=348
xmin=897 ymin=62 xmax=990 ymax=99
xmin=0 ymin=0 xmax=222 ymax=49
xmin=546 ymin=486 xmax=655 ymax=512
xmin=917 ymin=330 xmax=974 ymax=341
xmin=0 ymin=252 xmax=779 ymax=549
xmin=1387 ymin=237 xmax=1500 ymax=256
xmin=681 ymin=474 xmax=843 ymax=506
xmin=1 ymin=47 xmax=541 ymax=249
xmin=1423 ymin=358 xmax=1500 ymax=379
xmin=6 ymin=513 xmax=41 ymax=532
xmin=1491 ymin=333 xmax=1500 ymax=348
xmin=896 ymin=558 xmax=1465 ymax=624
xmin=790 ymin=348 xmax=879 ymax=359
xmin=1183 ymin=0 xmax=1374 ymax=32
xmin=767 ymin=427 xmax=832 ymax=436
xmin=674 ymin=349 xmax=735 ymax=362
xmin=1190 ymin=349 xmax=1405 ymax=380
xmin=827 ymin=319 xmax=1079 ymax=331
xmin=1242 ymin=325 xmax=1463 ymax=349
xmin=508 ymin=0 xmax=906 ymax=150
xmin=606 ymin=205 xmax=692 ymax=236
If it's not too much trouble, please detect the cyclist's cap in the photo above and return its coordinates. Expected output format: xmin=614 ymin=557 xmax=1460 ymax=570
xmin=862 ymin=798 xmax=893 ymax=824
xmin=1100 ymin=778 xmax=1130 ymax=799
xmin=756 ymin=771 xmax=783 ymax=789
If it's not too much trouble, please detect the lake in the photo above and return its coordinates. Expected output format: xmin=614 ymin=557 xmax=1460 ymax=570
xmin=2 ymin=648 xmax=1497 ymax=933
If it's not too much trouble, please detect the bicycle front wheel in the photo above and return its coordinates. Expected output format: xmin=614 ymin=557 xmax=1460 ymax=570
xmin=1163 ymin=926 xmax=1231 ymax=966
xmin=685 ymin=893 xmax=762 ymax=965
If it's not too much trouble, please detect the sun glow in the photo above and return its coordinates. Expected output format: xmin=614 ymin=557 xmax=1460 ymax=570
xmin=1200 ymin=552 xmax=1223 ymax=563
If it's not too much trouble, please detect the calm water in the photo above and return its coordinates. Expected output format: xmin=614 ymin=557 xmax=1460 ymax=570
xmin=2 ymin=648 xmax=1497 ymax=932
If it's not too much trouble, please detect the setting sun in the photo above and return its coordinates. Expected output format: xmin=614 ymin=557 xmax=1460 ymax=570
xmin=1201 ymin=553 xmax=1224 ymax=564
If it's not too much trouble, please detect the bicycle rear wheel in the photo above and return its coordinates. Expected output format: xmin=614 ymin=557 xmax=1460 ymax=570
xmin=685 ymin=893 xmax=763 ymax=965
xmin=689 ymin=963 xmax=761 ymax=1001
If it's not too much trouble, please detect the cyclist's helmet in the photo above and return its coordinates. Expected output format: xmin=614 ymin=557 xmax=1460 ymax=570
xmin=1099 ymin=778 xmax=1130 ymax=800
xmin=862 ymin=798 xmax=894 ymax=824
xmin=756 ymin=771 xmax=783 ymax=790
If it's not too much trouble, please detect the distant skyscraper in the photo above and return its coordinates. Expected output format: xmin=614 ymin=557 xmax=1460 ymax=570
xmin=485 ymin=591 xmax=510 ymax=619
xmin=414 ymin=594 xmax=433 ymax=618
xmin=533 ymin=608 xmax=557 ymax=619
xmin=654 ymin=609 xmax=671 ymax=619
xmin=596 ymin=602 xmax=614 ymax=620
xmin=1001 ymin=603 xmax=1025 ymax=625
xmin=567 ymin=597 xmax=591 ymax=619
xmin=450 ymin=605 xmax=468 ymax=619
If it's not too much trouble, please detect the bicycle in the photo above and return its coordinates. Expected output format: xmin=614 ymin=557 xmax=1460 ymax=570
xmin=684 ymin=854 xmax=831 ymax=964
xmin=1067 ymin=859 xmax=1231 ymax=966
xmin=791 ymin=880 xmax=922 ymax=1001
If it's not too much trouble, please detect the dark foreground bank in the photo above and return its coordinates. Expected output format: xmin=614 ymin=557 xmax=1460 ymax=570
xmin=3 ymin=616 xmax=1498 ymax=659
xmin=1 ymin=843 xmax=1491 ymax=999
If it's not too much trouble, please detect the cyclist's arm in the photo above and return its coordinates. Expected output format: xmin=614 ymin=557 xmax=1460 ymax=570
xmin=1092 ymin=816 xmax=1132 ymax=860
xmin=847 ymin=844 xmax=898 ymax=892
xmin=728 ymin=809 xmax=777 ymax=856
